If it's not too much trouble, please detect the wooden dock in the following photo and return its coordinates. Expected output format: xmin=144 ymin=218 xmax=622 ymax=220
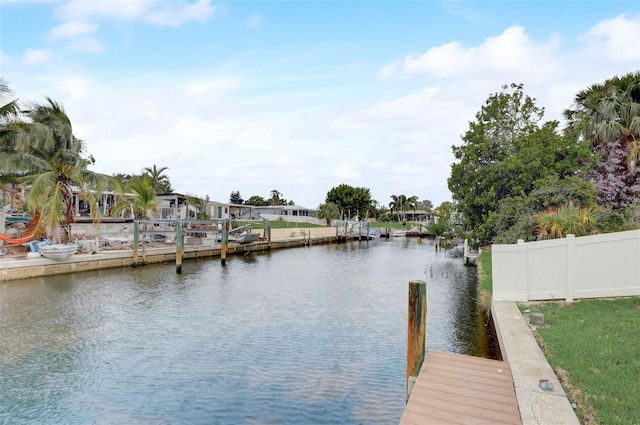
xmin=400 ymin=350 xmax=522 ymax=425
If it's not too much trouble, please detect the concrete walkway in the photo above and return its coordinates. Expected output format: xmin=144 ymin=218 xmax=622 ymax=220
xmin=492 ymin=301 xmax=580 ymax=425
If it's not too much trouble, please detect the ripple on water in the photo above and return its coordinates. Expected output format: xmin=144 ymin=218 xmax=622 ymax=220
xmin=0 ymin=239 xmax=481 ymax=424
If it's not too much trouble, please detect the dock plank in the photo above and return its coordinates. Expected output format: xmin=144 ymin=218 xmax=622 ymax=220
xmin=400 ymin=350 xmax=522 ymax=425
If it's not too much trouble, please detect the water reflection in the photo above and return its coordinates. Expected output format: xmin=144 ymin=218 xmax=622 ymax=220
xmin=1 ymin=238 xmax=483 ymax=424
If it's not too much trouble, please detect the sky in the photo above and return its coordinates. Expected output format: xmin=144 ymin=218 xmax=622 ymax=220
xmin=1 ymin=1 xmax=639 ymax=209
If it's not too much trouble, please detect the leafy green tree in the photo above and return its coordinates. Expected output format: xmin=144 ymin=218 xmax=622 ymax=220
xmin=245 ymin=195 xmax=269 ymax=206
xmin=417 ymin=199 xmax=433 ymax=212
xmin=448 ymin=83 xmax=587 ymax=243
xmin=449 ymin=84 xmax=543 ymax=234
xmin=111 ymin=172 xmax=140 ymax=187
xmin=325 ymin=184 xmax=373 ymax=220
xmin=229 ymin=191 xmax=243 ymax=204
xmin=376 ymin=205 xmax=391 ymax=222
xmin=428 ymin=201 xmax=455 ymax=238
xmin=188 ymin=194 xmax=209 ymax=219
xmin=142 ymin=164 xmax=172 ymax=194
xmin=317 ymin=202 xmax=340 ymax=225
xmin=489 ymin=175 xmax=598 ymax=243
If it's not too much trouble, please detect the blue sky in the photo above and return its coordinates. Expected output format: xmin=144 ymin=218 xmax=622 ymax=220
xmin=1 ymin=1 xmax=639 ymax=210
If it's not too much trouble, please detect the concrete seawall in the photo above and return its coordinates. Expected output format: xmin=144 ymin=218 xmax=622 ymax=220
xmin=0 ymin=231 xmax=347 ymax=282
xmin=492 ymin=301 xmax=580 ymax=425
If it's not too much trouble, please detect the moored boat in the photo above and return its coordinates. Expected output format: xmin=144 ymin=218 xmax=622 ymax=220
xmin=233 ymin=231 xmax=260 ymax=243
xmin=38 ymin=244 xmax=79 ymax=260
xmin=391 ymin=229 xmax=407 ymax=237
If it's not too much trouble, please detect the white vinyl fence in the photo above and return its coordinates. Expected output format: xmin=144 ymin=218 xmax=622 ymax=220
xmin=492 ymin=230 xmax=640 ymax=302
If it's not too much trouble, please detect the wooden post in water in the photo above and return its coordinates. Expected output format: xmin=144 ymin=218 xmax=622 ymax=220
xmin=407 ymin=279 xmax=427 ymax=401
xmin=176 ymin=221 xmax=184 ymax=274
xmin=221 ymin=220 xmax=229 ymax=265
xmin=0 ymin=208 xmax=5 ymax=247
xmin=132 ymin=221 xmax=139 ymax=266
xmin=267 ymin=220 xmax=271 ymax=250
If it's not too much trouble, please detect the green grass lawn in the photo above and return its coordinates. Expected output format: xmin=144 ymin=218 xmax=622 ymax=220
xmin=523 ymin=298 xmax=640 ymax=425
xmin=477 ymin=250 xmax=492 ymax=313
xmin=479 ymin=252 xmax=639 ymax=424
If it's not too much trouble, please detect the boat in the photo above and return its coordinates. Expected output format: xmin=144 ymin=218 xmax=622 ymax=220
xmin=38 ymin=243 xmax=79 ymax=260
xmin=355 ymin=224 xmax=380 ymax=239
xmin=364 ymin=226 xmax=381 ymax=239
xmin=216 ymin=224 xmax=261 ymax=244
xmin=233 ymin=231 xmax=260 ymax=243
xmin=391 ymin=229 xmax=407 ymax=237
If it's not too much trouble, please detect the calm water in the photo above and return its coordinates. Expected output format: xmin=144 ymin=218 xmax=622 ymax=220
xmin=0 ymin=238 xmax=483 ymax=425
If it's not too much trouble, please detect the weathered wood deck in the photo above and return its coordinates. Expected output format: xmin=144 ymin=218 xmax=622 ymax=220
xmin=400 ymin=350 xmax=522 ymax=425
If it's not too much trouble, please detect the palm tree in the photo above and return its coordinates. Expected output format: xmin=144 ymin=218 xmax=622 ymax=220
xmin=113 ymin=176 xmax=158 ymax=220
xmin=564 ymin=72 xmax=640 ymax=171
xmin=3 ymin=98 xmax=120 ymax=241
xmin=126 ymin=177 xmax=158 ymax=219
xmin=406 ymin=195 xmax=419 ymax=221
xmin=389 ymin=194 xmax=407 ymax=222
xmin=535 ymin=202 xmax=603 ymax=239
xmin=0 ymin=79 xmax=26 ymax=210
xmin=143 ymin=164 xmax=172 ymax=194
xmin=0 ymin=78 xmax=20 ymax=125
xmin=270 ymin=189 xmax=282 ymax=206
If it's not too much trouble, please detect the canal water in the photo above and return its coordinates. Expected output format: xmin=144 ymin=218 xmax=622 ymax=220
xmin=0 ymin=238 xmax=485 ymax=425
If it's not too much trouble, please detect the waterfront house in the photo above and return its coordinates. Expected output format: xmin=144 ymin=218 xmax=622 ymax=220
xmin=245 ymin=205 xmax=321 ymax=225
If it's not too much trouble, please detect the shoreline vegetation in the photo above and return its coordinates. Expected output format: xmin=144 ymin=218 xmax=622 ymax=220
xmin=478 ymin=253 xmax=639 ymax=424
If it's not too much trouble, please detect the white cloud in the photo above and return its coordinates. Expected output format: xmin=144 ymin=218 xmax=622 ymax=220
xmin=6 ymin=9 xmax=639 ymax=209
xmin=377 ymin=61 xmax=399 ymax=81
xmin=23 ymin=49 xmax=51 ymax=66
xmin=584 ymin=13 xmax=640 ymax=63
xmin=55 ymin=0 xmax=216 ymax=27
xmin=56 ymin=0 xmax=149 ymax=22
xmin=69 ymin=37 xmax=103 ymax=53
xmin=146 ymin=0 xmax=215 ymax=27
xmin=401 ymin=26 xmax=562 ymax=80
xmin=365 ymin=87 xmax=439 ymax=123
xmin=49 ymin=21 xmax=97 ymax=40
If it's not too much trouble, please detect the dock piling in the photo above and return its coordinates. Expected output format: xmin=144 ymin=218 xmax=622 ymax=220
xmin=176 ymin=222 xmax=184 ymax=274
xmin=221 ymin=220 xmax=228 ymax=265
xmin=132 ymin=221 xmax=139 ymax=266
xmin=407 ymin=279 xmax=427 ymax=401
